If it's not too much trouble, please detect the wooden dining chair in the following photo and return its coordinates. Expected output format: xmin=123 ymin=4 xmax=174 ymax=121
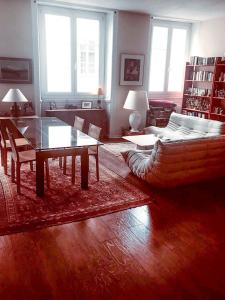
xmin=0 ymin=122 xmax=29 ymax=175
xmin=6 ymin=129 xmax=50 ymax=194
xmin=60 ymin=115 xmax=85 ymax=174
xmin=71 ymin=123 xmax=102 ymax=184
xmin=74 ymin=116 xmax=85 ymax=131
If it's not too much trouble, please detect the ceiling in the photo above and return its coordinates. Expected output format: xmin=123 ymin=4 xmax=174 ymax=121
xmin=55 ymin=0 xmax=225 ymax=21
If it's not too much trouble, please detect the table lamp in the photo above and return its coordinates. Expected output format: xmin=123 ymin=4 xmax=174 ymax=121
xmin=2 ymin=89 xmax=28 ymax=117
xmin=123 ymin=90 xmax=149 ymax=132
xmin=97 ymin=87 xmax=104 ymax=109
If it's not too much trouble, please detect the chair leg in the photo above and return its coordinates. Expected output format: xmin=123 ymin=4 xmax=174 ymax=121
xmin=3 ymin=149 xmax=7 ymax=175
xmin=59 ymin=157 xmax=62 ymax=168
xmin=71 ymin=156 xmax=76 ymax=184
xmin=16 ymin=162 xmax=21 ymax=194
xmin=0 ymin=147 xmax=4 ymax=166
xmin=63 ymin=156 xmax=67 ymax=175
xmin=45 ymin=159 xmax=50 ymax=189
xmin=30 ymin=161 xmax=34 ymax=171
xmin=95 ymin=154 xmax=99 ymax=181
xmin=11 ymin=157 xmax=15 ymax=183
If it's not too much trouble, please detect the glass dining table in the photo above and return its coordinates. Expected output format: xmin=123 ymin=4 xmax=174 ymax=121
xmin=11 ymin=117 xmax=103 ymax=197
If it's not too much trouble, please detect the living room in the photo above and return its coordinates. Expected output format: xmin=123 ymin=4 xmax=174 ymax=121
xmin=0 ymin=0 xmax=225 ymax=299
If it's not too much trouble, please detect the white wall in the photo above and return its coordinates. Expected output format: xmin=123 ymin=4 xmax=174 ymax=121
xmin=109 ymin=11 xmax=150 ymax=137
xmin=191 ymin=16 xmax=225 ymax=57
xmin=0 ymin=0 xmax=34 ymax=115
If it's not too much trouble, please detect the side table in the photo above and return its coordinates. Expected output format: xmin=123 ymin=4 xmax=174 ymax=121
xmin=122 ymin=129 xmax=145 ymax=136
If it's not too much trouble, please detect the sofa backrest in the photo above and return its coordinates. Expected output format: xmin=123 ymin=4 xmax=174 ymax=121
xmin=168 ymin=112 xmax=225 ymax=135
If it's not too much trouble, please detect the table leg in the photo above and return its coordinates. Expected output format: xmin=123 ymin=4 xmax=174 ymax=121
xmin=81 ymin=147 xmax=88 ymax=190
xmin=36 ymin=152 xmax=45 ymax=197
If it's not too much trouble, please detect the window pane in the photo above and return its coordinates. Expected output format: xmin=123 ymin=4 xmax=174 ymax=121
xmin=45 ymin=14 xmax=71 ymax=93
xmin=77 ymin=18 xmax=100 ymax=93
xmin=168 ymin=28 xmax=187 ymax=92
xmin=149 ymin=26 xmax=168 ymax=92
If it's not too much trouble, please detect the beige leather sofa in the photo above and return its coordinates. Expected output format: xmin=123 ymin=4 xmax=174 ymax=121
xmin=122 ymin=113 xmax=225 ymax=188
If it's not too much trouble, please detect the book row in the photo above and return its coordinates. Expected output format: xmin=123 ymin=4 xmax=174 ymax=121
xmin=183 ymin=110 xmax=207 ymax=118
xmin=190 ymin=56 xmax=217 ymax=65
xmin=190 ymin=71 xmax=213 ymax=81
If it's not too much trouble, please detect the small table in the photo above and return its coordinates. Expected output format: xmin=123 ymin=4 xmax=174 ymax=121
xmin=122 ymin=134 xmax=159 ymax=149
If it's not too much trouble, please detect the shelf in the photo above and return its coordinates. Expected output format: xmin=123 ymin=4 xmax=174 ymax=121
xmin=214 ymin=81 xmax=225 ymax=83
xmin=183 ymin=94 xmax=210 ymax=98
xmin=216 ymin=64 xmax=225 ymax=66
xmin=185 ymin=80 xmax=212 ymax=83
xmin=182 ymin=108 xmax=209 ymax=114
xmin=186 ymin=64 xmax=215 ymax=67
xmin=212 ymin=97 xmax=225 ymax=100
xmin=210 ymin=113 xmax=225 ymax=117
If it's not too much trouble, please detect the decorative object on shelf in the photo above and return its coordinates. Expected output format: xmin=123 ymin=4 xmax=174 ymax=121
xmin=123 ymin=90 xmax=149 ymax=132
xmin=49 ymin=101 xmax=57 ymax=110
xmin=64 ymin=103 xmax=78 ymax=109
xmin=81 ymin=101 xmax=93 ymax=109
xmin=2 ymin=89 xmax=28 ymax=117
xmin=97 ymin=87 xmax=104 ymax=108
xmin=120 ymin=54 xmax=144 ymax=86
xmin=0 ymin=57 xmax=32 ymax=83
xmin=23 ymin=102 xmax=34 ymax=115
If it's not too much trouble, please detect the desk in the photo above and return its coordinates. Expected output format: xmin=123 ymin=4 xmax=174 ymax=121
xmin=11 ymin=117 xmax=103 ymax=197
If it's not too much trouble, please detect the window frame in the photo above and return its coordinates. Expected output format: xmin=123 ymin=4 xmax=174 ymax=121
xmin=148 ymin=19 xmax=191 ymax=98
xmin=38 ymin=5 xmax=106 ymax=100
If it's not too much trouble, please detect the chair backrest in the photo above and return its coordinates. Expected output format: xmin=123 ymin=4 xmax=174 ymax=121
xmin=0 ymin=122 xmax=8 ymax=148
xmin=6 ymin=128 xmax=19 ymax=161
xmin=88 ymin=123 xmax=102 ymax=140
xmin=74 ymin=116 xmax=85 ymax=131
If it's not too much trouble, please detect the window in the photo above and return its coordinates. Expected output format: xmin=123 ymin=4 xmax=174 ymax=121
xmin=39 ymin=6 xmax=105 ymax=99
xmin=149 ymin=20 xmax=190 ymax=94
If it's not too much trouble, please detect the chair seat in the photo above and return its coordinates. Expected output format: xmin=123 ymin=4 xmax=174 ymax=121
xmin=5 ymin=138 xmax=29 ymax=149
xmin=18 ymin=149 xmax=36 ymax=163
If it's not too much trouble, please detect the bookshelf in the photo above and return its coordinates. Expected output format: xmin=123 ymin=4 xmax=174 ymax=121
xmin=182 ymin=56 xmax=225 ymax=120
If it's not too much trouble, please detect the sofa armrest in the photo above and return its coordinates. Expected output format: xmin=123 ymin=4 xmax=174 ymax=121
xmin=144 ymin=125 xmax=166 ymax=136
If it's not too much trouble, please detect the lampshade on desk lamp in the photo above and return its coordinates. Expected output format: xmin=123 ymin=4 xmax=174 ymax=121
xmin=123 ymin=90 xmax=149 ymax=132
xmin=2 ymin=89 xmax=28 ymax=117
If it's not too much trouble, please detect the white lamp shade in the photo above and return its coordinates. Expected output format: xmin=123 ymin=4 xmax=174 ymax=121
xmin=123 ymin=90 xmax=149 ymax=111
xmin=2 ymin=89 xmax=28 ymax=103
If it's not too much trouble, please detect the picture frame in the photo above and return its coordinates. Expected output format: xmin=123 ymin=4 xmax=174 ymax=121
xmin=120 ymin=54 xmax=144 ymax=86
xmin=81 ymin=101 xmax=93 ymax=109
xmin=0 ymin=57 xmax=32 ymax=84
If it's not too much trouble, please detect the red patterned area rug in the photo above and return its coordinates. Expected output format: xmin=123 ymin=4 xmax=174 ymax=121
xmin=0 ymin=155 xmax=151 ymax=236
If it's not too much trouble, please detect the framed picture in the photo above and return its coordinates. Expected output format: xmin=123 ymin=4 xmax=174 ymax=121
xmin=120 ymin=54 xmax=144 ymax=86
xmin=81 ymin=101 xmax=93 ymax=109
xmin=0 ymin=57 xmax=32 ymax=84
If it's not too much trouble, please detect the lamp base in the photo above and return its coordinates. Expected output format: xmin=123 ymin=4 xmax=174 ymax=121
xmin=10 ymin=102 xmax=21 ymax=117
xmin=129 ymin=111 xmax=142 ymax=132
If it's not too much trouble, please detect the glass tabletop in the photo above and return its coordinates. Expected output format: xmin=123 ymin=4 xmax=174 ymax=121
xmin=11 ymin=117 xmax=103 ymax=150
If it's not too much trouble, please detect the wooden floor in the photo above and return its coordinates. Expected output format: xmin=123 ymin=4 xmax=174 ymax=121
xmin=0 ymin=182 xmax=225 ymax=299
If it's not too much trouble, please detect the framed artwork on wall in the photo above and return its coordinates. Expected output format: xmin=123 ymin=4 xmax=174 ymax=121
xmin=0 ymin=57 xmax=32 ymax=84
xmin=120 ymin=54 xmax=144 ymax=86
